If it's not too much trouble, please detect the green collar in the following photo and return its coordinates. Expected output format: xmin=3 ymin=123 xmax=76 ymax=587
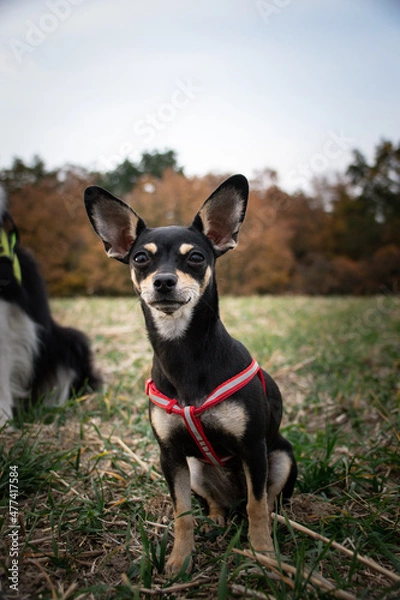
xmin=0 ymin=226 xmax=22 ymax=284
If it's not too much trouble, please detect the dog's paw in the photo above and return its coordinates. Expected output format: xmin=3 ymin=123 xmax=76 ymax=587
xmin=208 ymin=511 xmax=226 ymax=527
xmin=202 ymin=512 xmax=225 ymax=534
xmin=251 ymin=546 xmax=276 ymax=558
xmin=165 ymin=551 xmax=193 ymax=575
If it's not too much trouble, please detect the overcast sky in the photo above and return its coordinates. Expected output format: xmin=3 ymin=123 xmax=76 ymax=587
xmin=1 ymin=0 xmax=399 ymax=191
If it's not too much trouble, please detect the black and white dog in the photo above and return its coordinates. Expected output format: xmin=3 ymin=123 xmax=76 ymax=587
xmin=0 ymin=188 xmax=100 ymax=425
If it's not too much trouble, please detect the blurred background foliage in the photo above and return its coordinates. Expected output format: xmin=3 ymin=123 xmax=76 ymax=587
xmin=1 ymin=141 xmax=399 ymax=296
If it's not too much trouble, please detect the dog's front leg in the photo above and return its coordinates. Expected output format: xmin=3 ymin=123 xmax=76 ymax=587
xmin=160 ymin=449 xmax=194 ymax=574
xmin=243 ymin=442 xmax=274 ymax=554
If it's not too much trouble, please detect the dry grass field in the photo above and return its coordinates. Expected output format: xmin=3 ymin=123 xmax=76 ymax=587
xmin=1 ymin=295 xmax=399 ymax=599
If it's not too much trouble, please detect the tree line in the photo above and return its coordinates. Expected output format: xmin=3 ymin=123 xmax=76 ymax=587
xmin=1 ymin=142 xmax=399 ymax=296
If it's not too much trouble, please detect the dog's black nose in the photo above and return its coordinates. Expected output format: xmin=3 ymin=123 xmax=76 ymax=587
xmin=153 ymin=273 xmax=178 ymax=293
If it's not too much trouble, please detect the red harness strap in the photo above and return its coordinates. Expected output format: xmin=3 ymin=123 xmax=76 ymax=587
xmin=146 ymin=359 xmax=266 ymax=467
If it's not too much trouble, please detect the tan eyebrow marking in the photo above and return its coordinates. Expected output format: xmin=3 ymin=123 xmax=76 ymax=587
xmin=144 ymin=243 xmax=158 ymax=254
xmin=179 ymin=243 xmax=194 ymax=255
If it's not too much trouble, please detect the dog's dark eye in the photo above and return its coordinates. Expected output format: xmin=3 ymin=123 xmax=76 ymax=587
xmin=188 ymin=251 xmax=205 ymax=265
xmin=133 ymin=251 xmax=150 ymax=265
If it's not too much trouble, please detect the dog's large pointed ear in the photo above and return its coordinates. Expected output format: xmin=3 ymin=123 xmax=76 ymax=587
xmin=84 ymin=186 xmax=146 ymax=263
xmin=192 ymin=174 xmax=249 ymax=256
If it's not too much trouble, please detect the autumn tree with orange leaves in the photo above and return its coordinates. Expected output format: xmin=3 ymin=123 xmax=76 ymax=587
xmin=1 ymin=142 xmax=399 ymax=296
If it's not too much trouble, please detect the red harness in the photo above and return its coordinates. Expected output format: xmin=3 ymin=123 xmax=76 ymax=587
xmin=146 ymin=359 xmax=266 ymax=467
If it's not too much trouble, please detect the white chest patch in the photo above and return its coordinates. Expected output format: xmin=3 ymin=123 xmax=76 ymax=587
xmin=150 ymin=400 xmax=248 ymax=443
xmin=149 ymin=302 xmax=195 ymax=341
xmin=151 ymin=405 xmax=183 ymax=442
xmin=204 ymin=401 xmax=248 ymax=440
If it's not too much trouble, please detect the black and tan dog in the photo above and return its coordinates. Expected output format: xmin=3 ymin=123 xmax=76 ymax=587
xmin=84 ymin=175 xmax=297 ymax=573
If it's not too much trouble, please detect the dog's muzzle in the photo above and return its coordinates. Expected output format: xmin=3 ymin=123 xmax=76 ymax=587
xmin=147 ymin=272 xmax=191 ymax=315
